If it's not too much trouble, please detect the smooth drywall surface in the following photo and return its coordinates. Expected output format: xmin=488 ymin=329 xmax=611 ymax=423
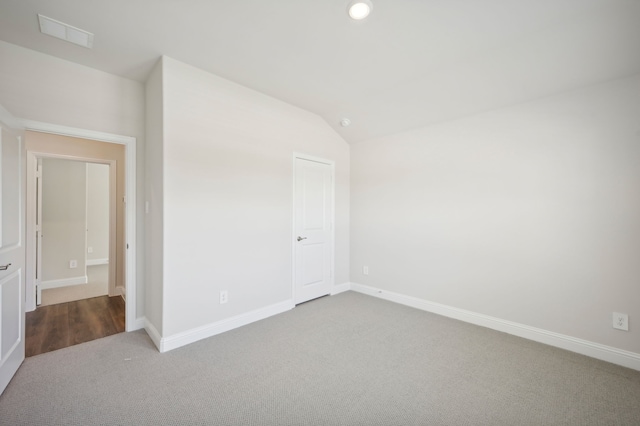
xmin=26 ymin=131 xmax=126 ymax=292
xmin=144 ymin=58 xmax=164 ymax=335
xmin=351 ymin=74 xmax=640 ymax=354
xmin=161 ymin=56 xmax=350 ymax=337
xmin=41 ymin=158 xmax=87 ymax=282
xmin=86 ymin=163 xmax=110 ymax=262
xmin=0 ymin=40 xmax=145 ymax=319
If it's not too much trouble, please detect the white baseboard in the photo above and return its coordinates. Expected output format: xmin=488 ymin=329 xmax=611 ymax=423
xmin=158 ymin=300 xmax=295 ymax=353
xmin=40 ymin=276 xmax=88 ymax=290
xmin=128 ymin=316 xmax=146 ymax=332
xmin=115 ymin=286 xmax=125 ymax=299
xmin=331 ymin=282 xmax=351 ymax=295
xmin=144 ymin=319 xmax=162 ymax=350
xmin=87 ymin=258 xmax=109 ymax=266
xmin=350 ymin=282 xmax=640 ymax=371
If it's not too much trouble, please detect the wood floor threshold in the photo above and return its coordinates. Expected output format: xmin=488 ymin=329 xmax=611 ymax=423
xmin=25 ymin=295 xmax=125 ymax=357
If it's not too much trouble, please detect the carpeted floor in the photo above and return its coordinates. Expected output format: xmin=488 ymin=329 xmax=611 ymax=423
xmin=1 ymin=291 xmax=639 ymax=425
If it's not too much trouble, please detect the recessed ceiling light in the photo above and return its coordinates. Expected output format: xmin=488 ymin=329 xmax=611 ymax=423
xmin=38 ymin=14 xmax=94 ymax=48
xmin=347 ymin=0 xmax=373 ymax=20
xmin=340 ymin=118 xmax=352 ymax=127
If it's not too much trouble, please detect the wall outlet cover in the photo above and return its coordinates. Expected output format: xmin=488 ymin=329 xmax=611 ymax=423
xmin=69 ymin=260 xmax=78 ymax=269
xmin=612 ymin=312 xmax=629 ymax=331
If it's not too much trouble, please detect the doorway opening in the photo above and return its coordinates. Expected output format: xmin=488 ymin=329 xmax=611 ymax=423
xmin=21 ymin=123 xmax=138 ymax=357
xmin=26 ymin=154 xmax=124 ymax=356
xmin=36 ymin=158 xmax=115 ymax=305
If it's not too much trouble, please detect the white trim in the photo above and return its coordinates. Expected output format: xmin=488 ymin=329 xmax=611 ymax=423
xmin=331 ymin=282 xmax=351 ymax=295
xmin=158 ymin=300 xmax=295 ymax=353
xmin=21 ymin=120 xmax=138 ymax=332
xmin=86 ymin=258 xmax=109 ymax=266
xmin=40 ymin=275 xmax=88 ymax=290
xmin=21 ymin=120 xmax=135 ymax=145
xmin=115 ymin=285 xmax=125 ymax=300
xmin=292 ymin=152 xmax=335 ymax=166
xmin=84 ymin=163 xmax=89 ymax=284
xmin=144 ymin=319 xmax=162 ymax=350
xmin=131 ymin=316 xmax=145 ymax=331
xmin=350 ymin=283 xmax=640 ymax=371
xmin=108 ymin=161 xmax=117 ymax=297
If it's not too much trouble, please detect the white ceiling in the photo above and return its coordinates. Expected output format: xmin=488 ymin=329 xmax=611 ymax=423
xmin=0 ymin=0 xmax=639 ymax=143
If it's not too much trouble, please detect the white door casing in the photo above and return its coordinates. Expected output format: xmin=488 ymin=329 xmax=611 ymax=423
xmin=34 ymin=158 xmax=42 ymax=305
xmin=293 ymin=155 xmax=334 ymax=304
xmin=0 ymin=109 xmax=25 ymax=395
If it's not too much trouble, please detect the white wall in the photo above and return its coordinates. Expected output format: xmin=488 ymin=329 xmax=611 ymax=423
xmin=86 ymin=163 xmax=110 ymax=263
xmin=41 ymin=158 xmax=87 ymax=283
xmin=0 ymin=40 xmax=145 ymax=321
xmin=158 ymin=56 xmax=350 ymax=338
xmin=351 ymin=74 xmax=640 ymax=354
xmin=144 ymin=59 xmax=164 ymax=335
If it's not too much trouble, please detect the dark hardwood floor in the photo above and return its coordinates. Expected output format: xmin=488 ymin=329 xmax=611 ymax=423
xmin=26 ymin=295 xmax=125 ymax=357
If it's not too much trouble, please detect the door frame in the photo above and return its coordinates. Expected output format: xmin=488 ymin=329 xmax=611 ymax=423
xmin=22 ymin=120 xmax=138 ymax=332
xmin=28 ymin=153 xmax=117 ymax=302
xmin=291 ymin=153 xmax=335 ymax=304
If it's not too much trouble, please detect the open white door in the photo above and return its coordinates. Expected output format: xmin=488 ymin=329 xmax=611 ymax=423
xmin=0 ymin=108 xmax=25 ymax=395
xmin=293 ymin=156 xmax=334 ymax=304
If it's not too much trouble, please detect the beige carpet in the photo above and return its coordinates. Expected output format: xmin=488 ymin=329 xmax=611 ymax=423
xmin=41 ymin=264 xmax=109 ymax=306
xmin=1 ymin=291 xmax=639 ymax=425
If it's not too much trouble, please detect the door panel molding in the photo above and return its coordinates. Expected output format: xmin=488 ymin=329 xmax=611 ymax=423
xmin=0 ymin=270 xmax=22 ymax=360
xmin=0 ymin=111 xmax=25 ymax=395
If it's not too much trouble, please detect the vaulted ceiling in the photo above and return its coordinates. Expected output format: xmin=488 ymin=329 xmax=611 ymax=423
xmin=0 ymin=0 xmax=639 ymax=143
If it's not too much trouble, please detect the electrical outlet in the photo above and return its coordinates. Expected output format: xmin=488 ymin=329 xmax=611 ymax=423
xmin=219 ymin=290 xmax=228 ymax=304
xmin=363 ymin=266 xmax=369 ymax=275
xmin=69 ymin=260 xmax=78 ymax=269
xmin=87 ymin=246 xmax=93 ymax=254
xmin=612 ymin=312 xmax=629 ymax=331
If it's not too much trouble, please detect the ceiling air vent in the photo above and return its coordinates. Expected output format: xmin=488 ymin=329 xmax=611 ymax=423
xmin=38 ymin=14 xmax=94 ymax=48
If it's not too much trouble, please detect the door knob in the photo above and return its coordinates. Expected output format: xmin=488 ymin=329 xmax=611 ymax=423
xmin=297 ymin=236 xmax=307 ymax=241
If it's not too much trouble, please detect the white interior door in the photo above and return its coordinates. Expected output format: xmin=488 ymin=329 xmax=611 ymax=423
xmin=293 ymin=156 xmax=334 ymax=304
xmin=0 ymin=115 xmax=25 ymax=395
